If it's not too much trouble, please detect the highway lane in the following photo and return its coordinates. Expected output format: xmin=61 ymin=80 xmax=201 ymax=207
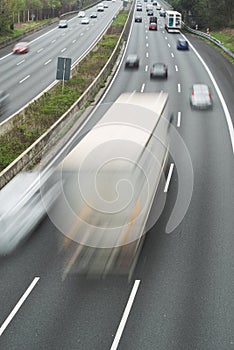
xmin=0 ymin=1 xmax=122 ymax=121
xmin=0 ymin=1 xmax=234 ymax=349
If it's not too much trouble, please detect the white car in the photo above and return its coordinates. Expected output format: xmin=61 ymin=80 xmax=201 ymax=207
xmin=81 ymin=17 xmax=89 ymax=24
xmin=77 ymin=11 xmax=85 ymax=17
xmin=58 ymin=19 xmax=68 ymax=28
xmin=190 ymin=84 xmax=213 ymax=109
xmin=97 ymin=5 xmax=104 ymax=11
xmin=0 ymin=171 xmax=60 ymax=255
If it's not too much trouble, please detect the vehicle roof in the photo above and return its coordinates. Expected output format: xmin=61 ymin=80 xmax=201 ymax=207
xmin=192 ymin=84 xmax=210 ymax=92
xmin=166 ymin=10 xmax=181 ymax=14
xmin=0 ymin=172 xmax=40 ymax=213
xmin=62 ymin=92 xmax=168 ymax=171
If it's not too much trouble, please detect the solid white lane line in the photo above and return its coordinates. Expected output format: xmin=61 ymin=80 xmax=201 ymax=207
xmin=177 ymin=111 xmax=181 ymax=127
xmin=184 ymin=36 xmax=234 ymax=153
xmin=164 ymin=163 xmax=174 ymax=192
xmin=19 ymin=75 xmax=30 ymax=84
xmin=110 ymin=280 xmax=141 ymax=350
xmin=0 ymin=277 xmax=40 ymax=337
xmin=44 ymin=59 xmax=52 ymax=65
xmin=141 ymin=83 xmax=145 ymax=92
xmin=178 ymin=83 xmax=181 ymax=93
xmin=17 ymin=60 xmax=25 ymax=65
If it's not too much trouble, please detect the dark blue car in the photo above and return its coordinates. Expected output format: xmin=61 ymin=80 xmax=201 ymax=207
xmin=177 ymin=38 xmax=189 ymax=50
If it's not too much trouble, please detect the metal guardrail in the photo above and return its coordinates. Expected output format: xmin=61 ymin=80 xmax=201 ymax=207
xmin=182 ymin=22 xmax=234 ymax=60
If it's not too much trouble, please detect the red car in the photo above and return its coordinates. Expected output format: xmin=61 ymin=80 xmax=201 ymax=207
xmin=149 ymin=22 xmax=157 ymax=30
xmin=13 ymin=42 xmax=29 ymax=54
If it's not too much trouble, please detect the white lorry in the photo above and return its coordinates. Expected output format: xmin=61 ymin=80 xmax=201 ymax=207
xmin=165 ymin=10 xmax=182 ymax=33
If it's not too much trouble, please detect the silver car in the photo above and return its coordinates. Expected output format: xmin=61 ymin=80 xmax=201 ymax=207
xmin=190 ymin=84 xmax=213 ymax=109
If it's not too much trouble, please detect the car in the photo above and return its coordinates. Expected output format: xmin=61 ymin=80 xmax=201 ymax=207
xmin=97 ymin=5 xmax=104 ymax=11
xmin=58 ymin=19 xmax=68 ymax=28
xmin=136 ymin=5 xmax=142 ymax=11
xmin=190 ymin=84 xmax=213 ymax=109
xmin=125 ymin=54 xmax=140 ymax=68
xmin=0 ymin=90 xmax=9 ymax=115
xmin=150 ymin=63 xmax=168 ymax=78
xmin=149 ymin=16 xmax=157 ymax=23
xmin=77 ymin=11 xmax=85 ymax=17
xmin=104 ymin=3 xmax=108 ymax=7
xmin=90 ymin=12 xmax=97 ymax=18
xmin=135 ymin=15 xmax=142 ymax=22
xmin=177 ymin=38 xmax=189 ymax=50
xmin=156 ymin=4 xmax=161 ymax=10
xmin=152 ymin=0 xmax=157 ymax=5
xmin=81 ymin=17 xmax=89 ymax=24
xmin=0 ymin=171 xmax=60 ymax=255
xmin=146 ymin=4 xmax=153 ymax=11
xmin=12 ymin=42 xmax=29 ymax=54
xmin=149 ymin=22 xmax=157 ymax=30
xmin=147 ymin=9 xmax=154 ymax=16
xmin=159 ymin=9 xmax=166 ymax=17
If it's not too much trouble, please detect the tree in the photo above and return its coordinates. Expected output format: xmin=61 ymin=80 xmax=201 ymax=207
xmin=0 ymin=0 xmax=12 ymax=33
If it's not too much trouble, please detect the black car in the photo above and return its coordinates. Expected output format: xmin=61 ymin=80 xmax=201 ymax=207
xmin=177 ymin=38 xmax=189 ymax=50
xmin=90 ymin=12 xmax=97 ymax=18
xmin=135 ymin=15 xmax=142 ymax=22
xmin=125 ymin=54 xmax=140 ymax=68
xmin=149 ymin=16 xmax=157 ymax=23
xmin=150 ymin=63 xmax=168 ymax=78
